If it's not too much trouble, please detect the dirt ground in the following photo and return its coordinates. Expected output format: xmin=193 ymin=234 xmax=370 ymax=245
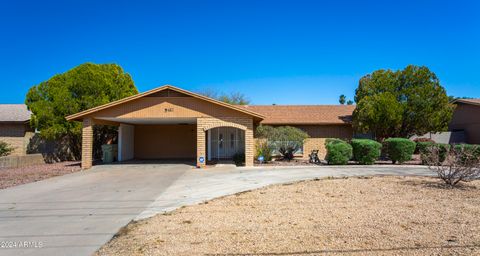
xmin=97 ymin=176 xmax=480 ymax=256
xmin=0 ymin=161 xmax=81 ymax=189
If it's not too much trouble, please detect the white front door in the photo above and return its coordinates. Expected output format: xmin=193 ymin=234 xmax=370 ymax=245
xmin=208 ymin=127 xmax=244 ymax=160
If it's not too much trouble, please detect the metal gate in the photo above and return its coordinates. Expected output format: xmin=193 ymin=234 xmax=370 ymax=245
xmin=207 ymin=127 xmax=245 ymax=160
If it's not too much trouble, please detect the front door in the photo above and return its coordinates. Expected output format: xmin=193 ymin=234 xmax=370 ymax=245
xmin=208 ymin=127 xmax=245 ymax=160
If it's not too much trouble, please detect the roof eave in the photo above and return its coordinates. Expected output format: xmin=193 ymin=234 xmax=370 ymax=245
xmin=66 ymin=85 xmax=265 ymax=121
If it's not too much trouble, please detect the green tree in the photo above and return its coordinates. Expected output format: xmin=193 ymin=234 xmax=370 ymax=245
xmin=339 ymin=94 xmax=346 ymax=105
xmin=346 ymin=100 xmax=354 ymax=105
xmin=255 ymin=125 xmax=309 ymax=160
xmin=218 ymin=92 xmax=250 ymax=105
xmin=198 ymin=89 xmax=250 ymax=105
xmin=353 ymin=65 xmax=454 ymax=140
xmin=25 ymin=63 xmax=138 ymax=159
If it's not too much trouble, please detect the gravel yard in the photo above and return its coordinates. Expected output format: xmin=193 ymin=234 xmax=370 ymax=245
xmin=97 ymin=176 xmax=480 ymax=256
xmin=0 ymin=161 xmax=81 ymax=189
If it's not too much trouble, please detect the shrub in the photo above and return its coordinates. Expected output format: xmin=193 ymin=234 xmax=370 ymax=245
xmin=325 ymin=138 xmax=346 ymax=145
xmin=419 ymin=143 xmax=451 ymax=165
xmin=351 ymin=139 xmax=382 ymax=165
xmin=232 ymin=153 xmax=245 ymax=166
xmin=383 ymin=138 xmax=416 ymax=164
xmin=424 ymin=146 xmax=480 ymax=187
xmin=453 ymin=144 xmax=480 ymax=165
xmin=255 ymin=125 xmax=309 ymax=160
xmin=0 ymin=141 xmax=13 ymax=157
xmin=325 ymin=139 xmax=353 ymax=165
xmin=255 ymin=140 xmax=272 ymax=162
xmin=416 ymin=141 xmax=435 ymax=155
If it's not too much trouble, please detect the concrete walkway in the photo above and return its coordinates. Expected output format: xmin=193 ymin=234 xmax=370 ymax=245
xmin=0 ymin=164 xmax=433 ymax=256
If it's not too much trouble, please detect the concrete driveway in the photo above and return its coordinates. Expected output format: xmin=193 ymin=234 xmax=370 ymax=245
xmin=0 ymin=163 xmax=190 ymax=256
xmin=0 ymin=163 xmax=433 ymax=256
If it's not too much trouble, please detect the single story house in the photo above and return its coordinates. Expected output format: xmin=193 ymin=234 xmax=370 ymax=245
xmin=0 ymin=104 xmax=34 ymax=155
xmin=67 ymin=85 xmax=354 ymax=169
xmin=449 ymin=99 xmax=480 ymax=144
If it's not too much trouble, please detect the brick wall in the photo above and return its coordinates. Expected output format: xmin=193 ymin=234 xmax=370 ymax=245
xmin=81 ymin=118 xmax=93 ymax=169
xmin=197 ymin=117 xmax=254 ymax=167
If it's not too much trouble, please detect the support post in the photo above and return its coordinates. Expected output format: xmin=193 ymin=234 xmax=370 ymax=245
xmin=81 ymin=118 xmax=94 ymax=169
xmin=244 ymin=119 xmax=254 ymax=167
xmin=196 ymin=121 xmax=206 ymax=168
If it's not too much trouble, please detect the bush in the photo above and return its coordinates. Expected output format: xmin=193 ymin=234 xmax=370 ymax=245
xmin=0 ymin=141 xmax=13 ymax=157
xmin=419 ymin=143 xmax=451 ymax=165
xmin=351 ymin=139 xmax=382 ymax=165
xmin=232 ymin=153 xmax=245 ymax=166
xmin=325 ymin=138 xmax=346 ymax=145
xmin=424 ymin=145 xmax=480 ymax=187
xmin=255 ymin=140 xmax=272 ymax=162
xmin=255 ymin=125 xmax=309 ymax=160
xmin=453 ymin=144 xmax=480 ymax=165
xmin=384 ymin=138 xmax=416 ymax=164
xmin=325 ymin=139 xmax=353 ymax=165
xmin=416 ymin=141 xmax=435 ymax=155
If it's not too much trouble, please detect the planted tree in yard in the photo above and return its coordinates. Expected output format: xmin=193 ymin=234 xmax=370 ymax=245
xmin=425 ymin=145 xmax=480 ymax=187
xmin=0 ymin=141 xmax=13 ymax=157
xmin=25 ymin=63 xmax=138 ymax=160
xmin=353 ymin=65 xmax=455 ymax=141
xmin=255 ymin=125 xmax=309 ymax=160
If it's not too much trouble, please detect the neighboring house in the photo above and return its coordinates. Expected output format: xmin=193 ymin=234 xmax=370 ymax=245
xmin=67 ymin=85 xmax=354 ymax=169
xmin=449 ymin=99 xmax=480 ymax=144
xmin=0 ymin=104 xmax=34 ymax=155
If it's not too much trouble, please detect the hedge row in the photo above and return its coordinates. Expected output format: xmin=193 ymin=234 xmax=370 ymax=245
xmin=325 ymin=137 xmax=480 ymax=166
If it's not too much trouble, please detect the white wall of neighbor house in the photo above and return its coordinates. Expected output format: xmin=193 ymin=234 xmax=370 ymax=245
xmin=118 ymin=124 xmax=135 ymax=161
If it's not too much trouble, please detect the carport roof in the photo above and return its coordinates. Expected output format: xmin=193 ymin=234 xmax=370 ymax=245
xmin=66 ymin=85 xmax=265 ymax=121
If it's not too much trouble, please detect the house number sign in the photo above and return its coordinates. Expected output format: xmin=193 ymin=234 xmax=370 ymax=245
xmin=164 ymin=108 xmax=174 ymax=113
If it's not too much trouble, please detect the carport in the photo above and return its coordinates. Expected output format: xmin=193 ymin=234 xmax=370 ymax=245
xmin=66 ymin=85 xmax=264 ymax=169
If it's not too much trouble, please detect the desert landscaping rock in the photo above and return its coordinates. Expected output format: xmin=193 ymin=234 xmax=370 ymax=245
xmin=0 ymin=161 xmax=81 ymax=189
xmin=97 ymin=176 xmax=480 ymax=256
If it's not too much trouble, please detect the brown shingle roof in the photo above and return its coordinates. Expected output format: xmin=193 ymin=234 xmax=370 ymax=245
xmin=0 ymin=104 xmax=31 ymax=122
xmin=240 ymin=105 xmax=355 ymax=125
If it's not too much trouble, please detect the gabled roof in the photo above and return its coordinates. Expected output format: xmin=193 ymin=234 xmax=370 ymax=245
xmin=240 ymin=105 xmax=355 ymax=125
xmin=453 ymin=98 xmax=480 ymax=107
xmin=66 ymin=85 xmax=265 ymax=121
xmin=0 ymin=104 xmax=31 ymax=122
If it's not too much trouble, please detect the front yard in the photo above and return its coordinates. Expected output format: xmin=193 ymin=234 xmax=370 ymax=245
xmin=97 ymin=176 xmax=480 ymax=255
xmin=0 ymin=161 xmax=81 ymax=189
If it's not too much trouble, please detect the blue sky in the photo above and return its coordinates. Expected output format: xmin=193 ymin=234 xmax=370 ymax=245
xmin=1 ymin=0 xmax=479 ymax=104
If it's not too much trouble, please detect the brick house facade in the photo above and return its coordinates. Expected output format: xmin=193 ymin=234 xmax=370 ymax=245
xmin=67 ymin=85 xmax=354 ymax=169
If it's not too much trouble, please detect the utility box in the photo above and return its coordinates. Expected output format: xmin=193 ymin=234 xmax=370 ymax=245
xmin=102 ymin=144 xmax=118 ymax=163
